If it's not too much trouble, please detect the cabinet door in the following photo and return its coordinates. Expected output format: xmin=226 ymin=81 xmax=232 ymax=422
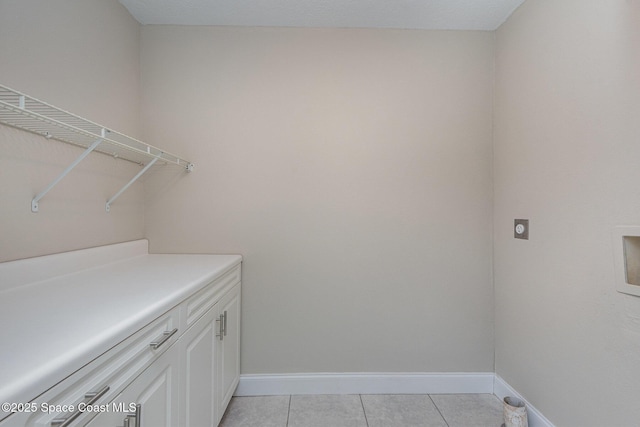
xmin=85 ymin=345 xmax=180 ymax=427
xmin=179 ymin=305 xmax=220 ymax=427
xmin=217 ymin=283 xmax=241 ymax=421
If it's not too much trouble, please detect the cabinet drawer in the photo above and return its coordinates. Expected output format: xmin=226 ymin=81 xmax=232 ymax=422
xmin=4 ymin=307 xmax=180 ymax=427
xmin=181 ymin=265 xmax=241 ymax=332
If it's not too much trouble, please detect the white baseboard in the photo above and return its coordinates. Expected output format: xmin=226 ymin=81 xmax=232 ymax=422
xmin=494 ymin=375 xmax=555 ymax=427
xmin=235 ymin=372 xmax=494 ymax=396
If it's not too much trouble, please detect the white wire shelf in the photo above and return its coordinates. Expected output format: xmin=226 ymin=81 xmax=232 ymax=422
xmin=0 ymin=84 xmax=192 ymax=167
xmin=0 ymin=83 xmax=194 ymax=212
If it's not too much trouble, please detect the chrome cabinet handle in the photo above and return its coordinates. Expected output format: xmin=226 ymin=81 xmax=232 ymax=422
xmin=128 ymin=404 xmax=141 ymax=427
xmin=216 ymin=314 xmax=224 ymax=340
xmin=119 ymin=404 xmax=141 ymax=427
xmin=50 ymin=385 xmax=110 ymax=426
xmin=223 ymin=310 xmax=228 ymax=337
xmin=149 ymin=328 xmax=178 ymax=349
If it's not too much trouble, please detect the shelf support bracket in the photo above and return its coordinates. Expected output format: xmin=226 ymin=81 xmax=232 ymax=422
xmin=31 ymin=131 xmax=106 ymax=213
xmin=105 ymin=155 xmax=160 ymax=213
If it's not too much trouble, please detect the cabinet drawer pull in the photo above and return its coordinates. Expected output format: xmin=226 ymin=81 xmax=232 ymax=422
xmin=120 ymin=403 xmax=141 ymax=427
xmin=216 ymin=314 xmax=224 ymax=340
xmin=149 ymin=328 xmax=178 ymax=349
xmin=50 ymin=385 xmax=110 ymax=426
xmin=223 ymin=310 xmax=228 ymax=336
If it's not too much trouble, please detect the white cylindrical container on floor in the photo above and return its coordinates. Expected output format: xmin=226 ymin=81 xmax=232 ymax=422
xmin=503 ymin=396 xmax=528 ymax=427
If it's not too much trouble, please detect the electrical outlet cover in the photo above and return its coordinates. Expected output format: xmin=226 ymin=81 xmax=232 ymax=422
xmin=514 ymin=219 xmax=529 ymax=240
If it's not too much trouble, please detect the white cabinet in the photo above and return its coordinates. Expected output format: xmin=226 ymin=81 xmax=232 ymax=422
xmin=216 ymin=284 xmax=240 ymax=420
xmin=0 ymin=263 xmax=241 ymax=427
xmin=180 ymin=282 xmax=241 ymax=427
xmin=85 ymin=345 xmax=180 ymax=427
xmin=86 ymin=279 xmax=240 ymax=427
xmin=123 ymin=348 xmax=180 ymax=427
xmin=180 ymin=306 xmax=219 ymax=427
xmin=3 ymin=308 xmax=180 ymax=427
xmin=85 ymin=271 xmax=241 ymax=427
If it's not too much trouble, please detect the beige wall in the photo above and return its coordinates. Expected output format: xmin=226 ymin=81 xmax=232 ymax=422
xmin=0 ymin=0 xmax=144 ymax=261
xmin=141 ymin=27 xmax=495 ymax=374
xmin=494 ymin=1 xmax=640 ymax=426
xmin=8 ymin=3 xmax=639 ymax=423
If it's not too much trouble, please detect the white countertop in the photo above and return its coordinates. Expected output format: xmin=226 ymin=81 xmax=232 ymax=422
xmin=0 ymin=240 xmax=241 ymax=408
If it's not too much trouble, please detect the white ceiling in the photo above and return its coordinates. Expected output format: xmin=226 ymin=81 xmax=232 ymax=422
xmin=118 ymin=0 xmax=526 ymax=31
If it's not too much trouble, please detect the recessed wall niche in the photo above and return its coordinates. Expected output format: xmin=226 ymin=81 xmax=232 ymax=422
xmin=613 ymin=227 xmax=640 ymax=297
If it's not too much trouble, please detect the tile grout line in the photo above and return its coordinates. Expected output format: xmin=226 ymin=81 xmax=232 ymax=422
xmin=359 ymin=394 xmax=370 ymax=427
xmin=428 ymin=395 xmax=450 ymax=427
xmin=286 ymin=395 xmax=292 ymax=427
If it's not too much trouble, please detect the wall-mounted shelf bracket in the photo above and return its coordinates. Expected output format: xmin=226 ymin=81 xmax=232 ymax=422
xmin=105 ymin=160 xmax=194 ymax=213
xmin=106 ymin=155 xmax=159 ymax=213
xmin=31 ymin=130 xmax=106 ymax=213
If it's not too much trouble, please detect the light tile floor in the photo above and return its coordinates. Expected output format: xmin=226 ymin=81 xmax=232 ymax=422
xmin=220 ymin=394 xmax=504 ymax=427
